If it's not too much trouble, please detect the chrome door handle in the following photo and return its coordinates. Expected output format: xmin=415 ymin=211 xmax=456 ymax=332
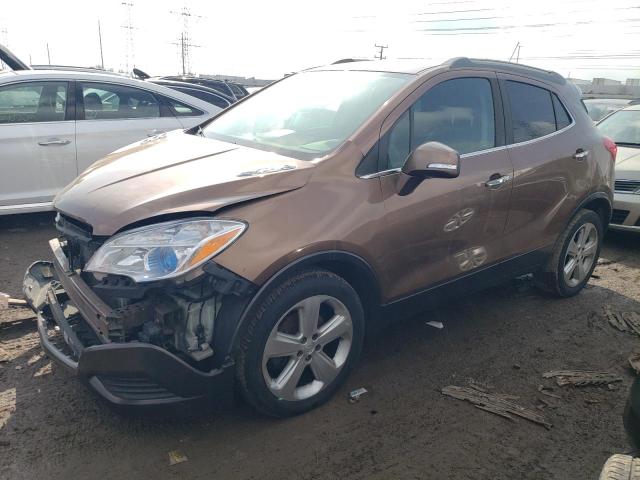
xmin=485 ymin=174 xmax=512 ymax=188
xmin=146 ymin=129 xmax=165 ymax=137
xmin=573 ymin=149 xmax=588 ymax=160
xmin=38 ymin=139 xmax=71 ymax=146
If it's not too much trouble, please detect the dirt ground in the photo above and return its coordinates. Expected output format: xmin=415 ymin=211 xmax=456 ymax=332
xmin=1 ymin=212 xmax=640 ymax=480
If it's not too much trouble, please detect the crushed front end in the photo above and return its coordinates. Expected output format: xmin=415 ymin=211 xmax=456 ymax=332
xmin=24 ymin=213 xmax=255 ymax=408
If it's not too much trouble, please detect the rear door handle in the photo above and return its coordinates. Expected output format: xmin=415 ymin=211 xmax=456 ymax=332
xmin=485 ymin=174 xmax=512 ymax=189
xmin=573 ymin=148 xmax=588 ymax=160
xmin=38 ymin=138 xmax=71 ymax=146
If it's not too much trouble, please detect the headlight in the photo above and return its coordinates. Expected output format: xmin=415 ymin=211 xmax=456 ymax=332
xmin=85 ymin=219 xmax=246 ymax=282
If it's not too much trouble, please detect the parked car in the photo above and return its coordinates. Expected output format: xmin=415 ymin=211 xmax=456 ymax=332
xmin=0 ymin=46 xmax=222 ymax=215
xmin=161 ymin=75 xmax=238 ymax=100
xmin=148 ymin=79 xmax=234 ymax=110
xmin=597 ymin=104 xmax=640 ymax=232
xmin=24 ymin=57 xmax=614 ymax=417
xmin=584 ymin=98 xmax=632 ymax=122
xmin=225 ymin=81 xmax=250 ymax=99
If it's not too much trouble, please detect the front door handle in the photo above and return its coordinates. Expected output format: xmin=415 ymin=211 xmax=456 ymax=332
xmin=485 ymin=174 xmax=512 ymax=189
xmin=38 ymin=138 xmax=71 ymax=146
xmin=573 ymin=148 xmax=588 ymax=160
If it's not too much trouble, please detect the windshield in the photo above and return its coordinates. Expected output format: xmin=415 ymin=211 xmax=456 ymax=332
xmin=203 ymin=70 xmax=410 ymax=158
xmin=584 ymin=99 xmax=630 ymax=121
xmin=597 ymin=109 xmax=640 ymax=146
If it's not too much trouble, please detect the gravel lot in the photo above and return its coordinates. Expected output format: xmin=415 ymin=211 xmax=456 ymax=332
xmin=1 ymin=212 xmax=640 ymax=480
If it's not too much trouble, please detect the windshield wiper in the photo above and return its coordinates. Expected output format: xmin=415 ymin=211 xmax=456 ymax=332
xmin=615 ymin=142 xmax=640 ymax=147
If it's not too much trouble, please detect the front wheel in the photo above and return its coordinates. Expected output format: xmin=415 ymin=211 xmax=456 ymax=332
xmin=535 ymin=209 xmax=603 ymax=297
xmin=235 ymin=269 xmax=365 ymax=417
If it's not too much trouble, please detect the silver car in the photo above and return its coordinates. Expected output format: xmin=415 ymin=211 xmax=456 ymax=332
xmin=0 ymin=67 xmax=221 ymax=215
xmin=597 ymin=104 xmax=640 ymax=232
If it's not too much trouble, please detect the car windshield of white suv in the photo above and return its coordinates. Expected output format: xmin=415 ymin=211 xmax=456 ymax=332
xmin=203 ymin=70 xmax=410 ymax=158
xmin=598 ymin=109 xmax=640 ymax=146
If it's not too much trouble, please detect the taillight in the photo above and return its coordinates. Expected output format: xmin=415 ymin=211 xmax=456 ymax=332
xmin=603 ymin=136 xmax=617 ymax=161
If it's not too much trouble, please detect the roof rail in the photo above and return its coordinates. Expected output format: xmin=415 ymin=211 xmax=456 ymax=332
xmin=445 ymin=57 xmax=566 ymax=85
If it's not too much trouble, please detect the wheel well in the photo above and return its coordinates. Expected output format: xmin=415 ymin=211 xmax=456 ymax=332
xmin=313 ymin=259 xmax=380 ymax=321
xmin=582 ymin=197 xmax=611 ymax=227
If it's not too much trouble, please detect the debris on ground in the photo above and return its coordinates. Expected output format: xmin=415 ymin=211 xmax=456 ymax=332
xmin=425 ymin=320 xmax=444 ymax=329
xmin=629 ymin=353 xmax=640 ymax=375
xmin=538 ymin=385 xmax=562 ymax=399
xmin=441 ymin=385 xmax=552 ymax=429
xmin=603 ymin=305 xmax=640 ymax=335
xmin=349 ymin=387 xmax=368 ymax=403
xmin=542 ymin=370 xmax=623 ymax=387
xmin=168 ymin=450 xmax=188 ymax=466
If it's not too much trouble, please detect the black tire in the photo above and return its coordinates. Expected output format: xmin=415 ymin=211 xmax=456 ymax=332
xmin=599 ymin=455 xmax=640 ymax=480
xmin=235 ymin=269 xmax=365 ymax=417
xmin=535 ymin=209 xmax=603 ymax=297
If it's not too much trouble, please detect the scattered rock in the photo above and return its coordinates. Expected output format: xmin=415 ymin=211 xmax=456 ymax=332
xmin=513 ymin=364 xmax=521 ymax=370
xmin=0 ymin=440 xmax=9 ymax=447
xmin=543 ymin=370 xmax=623 ymax=387
xmin=441 ymin=385 xmax=552 ymax=429
xmin=168 ymin=450 xmax=188 ymax=466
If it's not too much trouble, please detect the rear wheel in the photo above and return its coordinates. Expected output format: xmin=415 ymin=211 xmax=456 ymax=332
xmin=235 ymin=269 xmax=364 ymax=417
xmin=535 ymin=209 xmax=602 ymax=297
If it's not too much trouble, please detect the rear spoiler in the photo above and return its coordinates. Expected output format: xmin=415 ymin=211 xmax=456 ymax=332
xmin=0 ymin=43 xmax=31 ymax=71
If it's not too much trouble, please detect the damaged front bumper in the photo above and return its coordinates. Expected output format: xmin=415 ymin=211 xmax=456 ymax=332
xmin=23 ymin=238 xmax=236 ymax=408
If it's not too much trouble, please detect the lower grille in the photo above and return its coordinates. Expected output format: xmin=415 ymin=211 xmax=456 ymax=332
xmin=98 ymin=375 xmax=181 ymax=401
xmin=611 ymin=209 xmax=630 ymax=224
xmin=615 ymin=180 xmax=640 ymax=193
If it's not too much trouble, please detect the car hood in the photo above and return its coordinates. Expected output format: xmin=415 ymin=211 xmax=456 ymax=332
xmin=54 ymin=131 xmax=316 ymax=236
xmin=615 ymin=146 xmax=640 ymax=180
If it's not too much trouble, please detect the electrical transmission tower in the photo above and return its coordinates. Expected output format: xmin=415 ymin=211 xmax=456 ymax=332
xmin=0 ymin=27 xmax=7 ymax=69
xmin=121 ymin=1 xmax=135 ymax=74
xmin=375 ymin=44 xmax=388 ymax=60
xmin=170 ymin=3 xmax=202 ymax=75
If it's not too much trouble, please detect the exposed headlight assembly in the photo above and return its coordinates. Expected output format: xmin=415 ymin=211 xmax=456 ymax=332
xmin=85 ymin=219 xmax=246 ymax=282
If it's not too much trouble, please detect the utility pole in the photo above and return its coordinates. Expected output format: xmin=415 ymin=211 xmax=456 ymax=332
xmin=46 ymin=42 xmax=51 ymax=64
xmin=170 ymin=3 xmax=202 ymax=75
xmin=121 ymin=1 xmax=135 ymax=74
xmin=98 ymin=20 xmax=105 ymax=69
xmin=509 ymin=42 xmax=522 ymax=63
xmin=374 ymin=44 xmax=388 ymax=60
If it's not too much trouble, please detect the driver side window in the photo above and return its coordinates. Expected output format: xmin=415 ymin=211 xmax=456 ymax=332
xmin=383 ymin=77 xmax=496 ymax=170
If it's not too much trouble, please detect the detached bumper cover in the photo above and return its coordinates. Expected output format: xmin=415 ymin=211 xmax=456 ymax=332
xmin=24 ymin=239 xmax=235 ymax=408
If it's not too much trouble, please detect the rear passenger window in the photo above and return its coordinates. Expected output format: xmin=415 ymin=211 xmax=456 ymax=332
xmin=506 ymin=81 xmax=560 ymax=142
xmin=80 ymin=83 xmax=160 ymax=120
xmin=552 ymin=94 xmax=572 ymax=130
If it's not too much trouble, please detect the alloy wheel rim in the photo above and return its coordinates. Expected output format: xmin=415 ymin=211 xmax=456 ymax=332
xmin=262 ymin=295 xmax=353 ymax=402
xmin=563 ymin=222 xmax=598 ymax=288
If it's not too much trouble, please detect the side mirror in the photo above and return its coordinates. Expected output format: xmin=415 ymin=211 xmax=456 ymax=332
xmin=401 ymin=141 xmax=460 ymax=178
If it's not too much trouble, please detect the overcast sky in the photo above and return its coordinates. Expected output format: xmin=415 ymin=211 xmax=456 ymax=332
xmin=2 ymin=0 xmax=639 ymax=81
